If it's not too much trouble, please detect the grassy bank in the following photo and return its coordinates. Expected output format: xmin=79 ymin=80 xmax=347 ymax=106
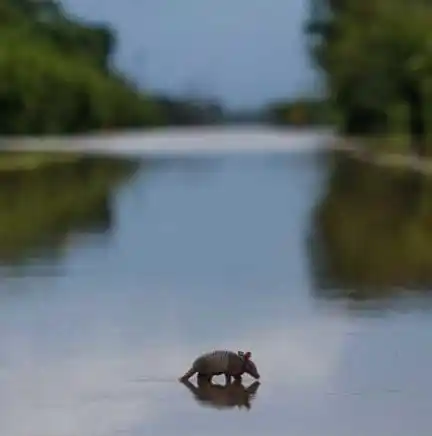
xmin=0 ymin=152 xmax=81 ymax=172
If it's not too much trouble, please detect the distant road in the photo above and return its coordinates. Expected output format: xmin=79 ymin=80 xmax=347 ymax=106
xmin=0 ymin=125 xmax=336 ymax=156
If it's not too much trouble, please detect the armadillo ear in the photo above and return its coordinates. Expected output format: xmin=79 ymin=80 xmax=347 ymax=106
xmin=244 ymin=351 xmax=251 ymax=360
xmin=237 ymin=351 xmax=245 ymax=357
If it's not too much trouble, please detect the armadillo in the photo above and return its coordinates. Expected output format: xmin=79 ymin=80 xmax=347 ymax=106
xmin=179 ymin=350 xmax=260 ymax=383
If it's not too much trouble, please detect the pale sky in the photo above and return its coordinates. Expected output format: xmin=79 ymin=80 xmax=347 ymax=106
xmin=62 ymin=0 xmax=318 ymax=108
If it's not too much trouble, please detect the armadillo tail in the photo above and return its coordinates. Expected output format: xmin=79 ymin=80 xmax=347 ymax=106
xmin=179 ymin=366 xmax=196 ymax=382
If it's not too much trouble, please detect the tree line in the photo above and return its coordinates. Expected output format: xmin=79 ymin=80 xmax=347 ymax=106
xmin=305 ymin=0 xmax=432 ymax=154
xmin=0 ymin=0 xmax=225 ymax=135
xmin=265 ymin=98 xmax=336 ymax=127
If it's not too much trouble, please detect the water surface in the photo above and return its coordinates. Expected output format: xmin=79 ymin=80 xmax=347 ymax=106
xmin=0 ymin=131 xmax=431 ymax=436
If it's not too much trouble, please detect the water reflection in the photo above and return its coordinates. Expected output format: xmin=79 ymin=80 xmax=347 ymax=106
xmin=0 ymin=153 xmax=139 ymax=268
xmin=309 ymin=151 xmax=432 ymax=307
xmin=180 ymin=379 xmax=261 ymax=410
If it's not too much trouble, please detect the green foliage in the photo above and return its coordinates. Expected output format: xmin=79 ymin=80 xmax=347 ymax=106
xmin=0 ymin=0 xmax=165 ymax=134
xmin=39 ymin=22 xmax=116 ymax=71
xmin=307 ymin=0 xmax=432 ymax=143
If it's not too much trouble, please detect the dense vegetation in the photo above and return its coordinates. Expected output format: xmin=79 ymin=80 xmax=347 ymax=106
xmin=265 ymin=98 xmax=336 ymax=126
xmin=306 ymin=0 xmax=432 ymax=153
xmin=0 ymin=0 xmax=225 ymax=135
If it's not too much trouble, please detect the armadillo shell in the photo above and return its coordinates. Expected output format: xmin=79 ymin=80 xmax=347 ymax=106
xmin=194 ymin=350 xmax=244 ymax=376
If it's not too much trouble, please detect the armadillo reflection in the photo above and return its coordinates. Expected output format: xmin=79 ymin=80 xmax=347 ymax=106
xmin=179 ymin=350 xmax=260 ymax=384
xmin=181 ymin=378 xmax=261 ymax=410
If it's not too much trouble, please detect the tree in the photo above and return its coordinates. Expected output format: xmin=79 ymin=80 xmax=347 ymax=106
xmin=306 ymin=0 xmax=432 ymax=152
xmin=0 ymin=0 xmax=167 ymax=134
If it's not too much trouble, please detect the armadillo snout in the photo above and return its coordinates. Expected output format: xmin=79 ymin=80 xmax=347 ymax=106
xmin=244 ymin=360 xmax=260 ymax=379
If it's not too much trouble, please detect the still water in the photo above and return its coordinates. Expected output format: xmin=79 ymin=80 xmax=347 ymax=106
xmin=0 ymin=133 xmax=431 ymax=436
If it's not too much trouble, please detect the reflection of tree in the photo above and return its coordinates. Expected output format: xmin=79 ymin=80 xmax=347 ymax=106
xmin=308 ymin=151 xmax=432 ymax=302
xmin=0 ymin=155 xmax=139 ymax=265
xmin=180 ymin=378 xmax=260 ymax=411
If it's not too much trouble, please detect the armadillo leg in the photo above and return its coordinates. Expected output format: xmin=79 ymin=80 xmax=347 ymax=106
xmin=224 ymin=374 xmax=232 ymax=385
xmin=197 ymin=373 xmax=212 ymax=383
xmin=179 ymin=367 xmax=196 ymax=382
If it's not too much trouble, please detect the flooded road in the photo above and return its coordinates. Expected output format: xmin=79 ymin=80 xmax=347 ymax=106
xmin=0 ymin=129 xmax=431 ymax=436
